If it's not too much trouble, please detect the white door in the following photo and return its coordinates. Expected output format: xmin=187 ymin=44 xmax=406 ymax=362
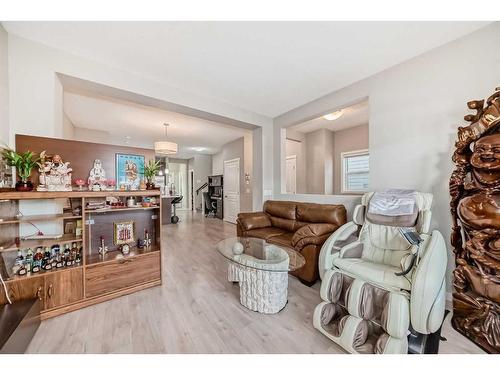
xmin=286 ymin=155 xmax=297 ymax=194
xmin=223 ymin=158 xmax=240 ymax=223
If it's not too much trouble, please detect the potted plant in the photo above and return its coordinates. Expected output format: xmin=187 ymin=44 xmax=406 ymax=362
xmin=143 ymin=160 xmax=162 ymax=190
xmin=0 ymin=146 xmax=41 ymax=191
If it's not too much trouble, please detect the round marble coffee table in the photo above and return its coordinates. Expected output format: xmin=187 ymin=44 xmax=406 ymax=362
xmin=216 ymin=237 xmax=305 ymax=314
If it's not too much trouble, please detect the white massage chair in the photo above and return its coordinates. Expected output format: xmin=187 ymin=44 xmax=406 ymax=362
xmin=313 ymin=191 xmax=447 ymax=354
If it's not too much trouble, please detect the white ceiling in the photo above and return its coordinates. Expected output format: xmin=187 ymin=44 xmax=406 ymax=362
xmin=289 ymin=100 xmax=369 ymax=134
xmin=3 ymin=21 xmax=489 ymax=117
xmin=63 ymin=91 xmax=250 ymax=159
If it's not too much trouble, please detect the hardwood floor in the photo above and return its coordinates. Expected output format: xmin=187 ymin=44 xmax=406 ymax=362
xmin=26 ymin=211 xmax=484 ymax=354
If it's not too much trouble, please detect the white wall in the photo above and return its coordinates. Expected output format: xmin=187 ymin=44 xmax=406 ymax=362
xmin=7 ymin=34 xmax=274 ymax=203
xmin=0 ymin=26 xmax=8 ymax=145
xmin=274 ymin=22 xmax=500 ymax=289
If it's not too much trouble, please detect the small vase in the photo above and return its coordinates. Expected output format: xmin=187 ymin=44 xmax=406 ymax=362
xmin=146 ymin=182 xmax=155 ymax=190
xmin=15 ymin=180 xmax=34 ymax=192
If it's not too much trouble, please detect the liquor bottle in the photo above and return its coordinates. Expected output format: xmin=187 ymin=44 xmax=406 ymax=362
xmin=64 ymin=244 xmax=72 ymax=266
xmin=25 ymin=248 xmax=33 ymax=273
xmin=32 ymin=247 xmax=43 ymax=273
xmin=75 ymin=244 xmax=82 ymax=264
xmin=12 ymin=249 xmax=24 ymax=274
xmin=54 ymin=245 xmax=63 ymax=268
xmin=50 ymin=246 xmax=57 ymax=267
xmin=42 ymin=246 xmax=52 ymax=270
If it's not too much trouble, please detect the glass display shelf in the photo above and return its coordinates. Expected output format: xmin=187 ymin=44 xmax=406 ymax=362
xmin=0 ymin=213 xmax=82 ymax=225
xmin=0 ymin=234 xmax=83 ymax=252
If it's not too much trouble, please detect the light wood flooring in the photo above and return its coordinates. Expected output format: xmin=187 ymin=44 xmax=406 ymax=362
xmin=26 ymin=211 xmax=484 ymax=354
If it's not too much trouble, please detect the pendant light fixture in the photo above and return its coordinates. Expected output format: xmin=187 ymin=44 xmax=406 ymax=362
xmin=154 ymin=123 xmax=178 ymax=155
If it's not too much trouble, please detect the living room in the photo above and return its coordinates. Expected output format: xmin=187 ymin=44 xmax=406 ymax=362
xmin=0 ymin=1 xmax=499 ymax=374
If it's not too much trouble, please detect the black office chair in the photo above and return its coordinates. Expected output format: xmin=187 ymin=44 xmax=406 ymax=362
xmin=203 ymin=192 xmax=217 ymax=217
xmin=171 ymin=195 xmax=183 ymax=224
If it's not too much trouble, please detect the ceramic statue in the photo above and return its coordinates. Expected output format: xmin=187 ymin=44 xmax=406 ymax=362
xmin=37 ymin=154 xmax=73 ymax=191
xmin=88 ymin=159 xmax=107 ymax=191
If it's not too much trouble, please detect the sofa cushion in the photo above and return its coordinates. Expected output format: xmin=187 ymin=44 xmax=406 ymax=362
xmin=237 ymin=212 xmax=272 ymax=231
xmin=332 ymin=258 xmax=411 ymax=290
xmin=264 ymin=200 xmax=297 ymax=220
xmin=296 ymin=202 xmax=347 ymax=226
xmin=267 ymin=232 xmax=295 ymax=248
xmin=244 ymin=227 xmax=287 ymax=240
xmin=269 ymin=216 xmax=296 ymax=232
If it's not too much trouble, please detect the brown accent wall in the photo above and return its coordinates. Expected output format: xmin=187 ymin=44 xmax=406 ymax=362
xmin=15 ymin=134 xmax=155 ymax=182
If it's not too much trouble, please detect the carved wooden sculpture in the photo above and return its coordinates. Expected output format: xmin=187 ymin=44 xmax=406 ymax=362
xmin=450 ymin=87 xmax=500 ymax=353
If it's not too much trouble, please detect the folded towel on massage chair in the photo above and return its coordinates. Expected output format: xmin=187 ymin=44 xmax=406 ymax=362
xmin=368 ymin=189 xmax=417 ymax=216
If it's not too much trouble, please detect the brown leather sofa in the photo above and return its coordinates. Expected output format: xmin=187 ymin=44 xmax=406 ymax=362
xmin=236 ymin=200 xmax=347 ymax=285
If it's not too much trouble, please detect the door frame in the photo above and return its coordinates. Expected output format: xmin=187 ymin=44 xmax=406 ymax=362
xmin=189 ymin=169 xmax=194 ymax=211
xmin=223 ymin=157 xmax=240 ymax=223
xmin=285 ymin=155 xmax=297 ymax=194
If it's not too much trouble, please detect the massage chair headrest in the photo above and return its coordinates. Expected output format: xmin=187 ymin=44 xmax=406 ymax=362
xmin=352 ymin=191 xmax=433 ymax=234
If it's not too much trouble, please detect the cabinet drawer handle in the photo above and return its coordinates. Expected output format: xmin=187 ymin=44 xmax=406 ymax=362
xmin=36 ymin=286 xmax=42 ymax=300
xmin=48 ymin=284 xmax=53 ymax=298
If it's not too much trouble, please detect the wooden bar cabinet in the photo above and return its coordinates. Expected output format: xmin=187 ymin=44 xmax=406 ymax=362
xmin=0 ymin=190 xmax=162 ymax=319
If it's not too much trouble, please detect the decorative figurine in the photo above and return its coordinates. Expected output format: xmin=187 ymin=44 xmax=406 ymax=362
xmin=98 ymin=236 xmax=108 ymax=256
xmin=139 ymin=179 xmax=147 ymax=191
xmin=37 ymin=154 xmax=73 ymax=191
xmin=88 ymin=159 xmax=107 ymax=191
xmin=32 ymin=247 xmax=43 ymax=273
xmin=121 ymin=243 xmax=130 ymax=255
xmin=449 ymin=87 xmax=500 ymax=353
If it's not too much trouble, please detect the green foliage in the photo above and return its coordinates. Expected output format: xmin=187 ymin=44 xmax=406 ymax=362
xmin=0 ymin=146 xmax=41 ymax=182
xmin=143 ymin=159 xmax=162 ymax=181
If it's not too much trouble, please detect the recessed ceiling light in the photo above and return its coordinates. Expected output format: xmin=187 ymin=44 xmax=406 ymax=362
xmin=192 ymin=147 xmax=206 ymax=152
xmin=323 ymin=110 xmax=343 ymax=121
xmin=125 ymin=135 xmax=131 ymax=139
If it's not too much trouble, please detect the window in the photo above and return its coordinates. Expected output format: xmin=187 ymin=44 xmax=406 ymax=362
xmin=341 ymin=149 xmax=369 ymax=193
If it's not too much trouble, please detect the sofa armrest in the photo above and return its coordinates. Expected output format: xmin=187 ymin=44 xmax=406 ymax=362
xmin=318 ymin=222 xmax=359 ymax=280
xmin=237 ymin=212 xmax=272 ymax=231
xmin=291 ymin=223 xmax=338 ymax=251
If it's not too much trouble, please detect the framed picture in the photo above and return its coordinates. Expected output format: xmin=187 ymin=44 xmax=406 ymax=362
xmin=114 ymin=221 xmax=135 ymax=245
xmin=115 ymin=153 xmax=145 ymax=190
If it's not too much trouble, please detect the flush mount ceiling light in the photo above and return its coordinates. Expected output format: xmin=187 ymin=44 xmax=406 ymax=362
xmin=323 ymin=110 xmax=343 ymax=121
xmin=154 ymin=123 xmax=178 ymax=155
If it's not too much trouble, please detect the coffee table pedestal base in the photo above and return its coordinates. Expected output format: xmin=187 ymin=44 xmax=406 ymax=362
xmin=228 ymin=263 xmax=288 ymax=314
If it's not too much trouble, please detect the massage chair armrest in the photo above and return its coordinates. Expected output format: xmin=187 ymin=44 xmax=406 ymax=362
xmin=291 ymin=223 xmax=338 ymax=251
xmin=236 ymin=211 xmax=272 ymax=232
xmin=410 ymin=230 xmax=447 ymax=334
xmin=318 ymin=221 xmax=359 ymax=280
